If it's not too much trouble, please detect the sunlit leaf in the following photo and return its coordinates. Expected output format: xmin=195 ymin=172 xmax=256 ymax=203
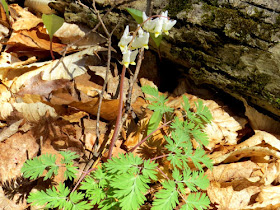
xmin=126 ymin=8 xmax=143 ymax=24
xmin=42 ymin=14 xmax=64 ymax=40
xmin=147 ymin=111 xmax=162 ymax=135
xmin=1 ymin=0 xmax=9 ymax=18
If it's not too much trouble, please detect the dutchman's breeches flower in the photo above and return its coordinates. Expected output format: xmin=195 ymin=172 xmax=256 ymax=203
xmin=122 ymin=48 xmax=138 ymax=68
xmin=131 ymin=26 xmax=150 ymax=50
xmin=118 ymin=25 xmax=133 ymax=52
xmin=142 ymin=11 xmax=177 ymax=37
xmin=119 ymin=11 xmax=176 ymax=68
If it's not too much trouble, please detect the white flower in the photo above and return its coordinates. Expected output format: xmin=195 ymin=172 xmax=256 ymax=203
xmin=131 ymin=25 xmax=150 ymax=49
xmin=118 ymin=25 xmax=133 ymax=52
xmin=162 ymin=11 xmax=177 ymax=35
xmin=153 ymin=17 xmax=164 ymax=37
xmin=142 ymin=12 xmax=156 ymax=32
xmin=122 ymin=48 xmax=138 ymax=68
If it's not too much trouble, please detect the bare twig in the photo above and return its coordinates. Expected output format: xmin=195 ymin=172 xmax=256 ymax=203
xmin=92 ymin=0 xmax=119 ymax=155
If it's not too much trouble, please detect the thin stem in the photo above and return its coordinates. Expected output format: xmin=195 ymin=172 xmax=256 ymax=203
xmin=50 ymin=38 xmax=55 ymax=60
xmin=71 ymin=167 xmax=97 ymax=194
xmin=151 ymin=153 xmax=169 ymax=161
xmin=129 ymin=120 xmax=172 ymax=153
xmin=108 ymin=65 xmax=126 ymax=159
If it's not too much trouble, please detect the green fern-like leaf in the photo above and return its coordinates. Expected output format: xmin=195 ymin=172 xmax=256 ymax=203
xmin=104 ymin=153 xmax=157 ymax=210
xmin=111 ymin=173 xmax=149 ymax=210
xmin=27 ymin=183 xmax=92 ymax=210
xmin=21 ymin=154 xmax=58 ymax=180
xmin=105 ymin=153 xmax=143 ymax=175
xmin=60 ymin=151 xmax=79 ymax=164
xmin=181 ymin=169 xmax=210 ymax=191
xmin=142 ymin=85 xmax=173 ymax=114
xmin=152 ymin=180 xmax=179 ymax=210
xmin=80 ymin=168 xmax=108 ymax=205
xmin=189 ymin=148 xmax=213 ymax=170
xmin=181 ymin=192 xmax=210 ymax=210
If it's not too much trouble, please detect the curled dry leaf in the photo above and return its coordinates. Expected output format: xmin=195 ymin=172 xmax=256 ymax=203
xmin=54 ymin=22 xmax=106 ymax=47
xmin=206 ymin=161 xmax=261 ymax=184
xmin=5 ymin=46 xmax=102 ymax=93
xmin=7 ymin=24 xmax=67 ymax=55
xmin=0 ymin=119 xmax=23 ymax=142
xmin=243 ymin=98 xmax=280 ymax=135
xmin=207 ymin=181 xmax=260 ymax=209
xmin=9 ymin=4 xmax=42 ymax=31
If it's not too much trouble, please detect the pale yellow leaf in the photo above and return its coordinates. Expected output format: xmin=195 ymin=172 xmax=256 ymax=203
xmin=0 ymin=102 xmax=13 ymax=120
xmin=13 ymin=102 xmax=57 ymax=122
xmin=9 ymin=46 xmax=102 ymax=93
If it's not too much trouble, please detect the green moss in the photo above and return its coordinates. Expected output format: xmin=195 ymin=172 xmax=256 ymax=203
xmin=201 ymin=4 xmax=275 ymax=43
xmin=276 ymin=15 xmax=280 ymax=25
xmin=165 ymin=0 xmax=193 ymax=16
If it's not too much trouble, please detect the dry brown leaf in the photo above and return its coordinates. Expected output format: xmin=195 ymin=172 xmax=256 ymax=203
xmin=62 ymin=111 xmax=88 ymax=123
xmin=74 ymin=73 xmax=104 ymax=98
xmin=243 ymin=98 xmax=280 ymax=135
xmin=0 ymin=131 xmax=39 ymax=182
xmin=9 ymin=4 xmax=42 ymax=31
xmin=0 ymin=102 xmax=13 ymax=120
xmin=0 ymin=119 xmax=23 ymax=142
xmin=207 ymin=182 xmax=260 ymax=210
xmin=108 ymin=76 xmax=143 ymax=103
xmin=54 ymin=22 xmax=106 ymax=47
xmin=206 ymin=161 xmax=261 ymax=183
xmin=13 ymin=102 xmax=57 ymax=122
xmin=70 ymin=98 xmax=119 ymax=121
xmin=17 ymin=74 xmax=70 ymax=97
xmin=7 ymin=24 xmax=66 ymax=54
xmin=0 ymin=187 xmax=25 ymax=210
xmin=5 ymin=46 xmax=102 ymax=93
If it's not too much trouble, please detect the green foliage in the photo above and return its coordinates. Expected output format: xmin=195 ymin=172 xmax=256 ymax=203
xmin=42 ymin=14 xmax=64 ymax=40
xmin=126 ymin=7 xmax=162 ymax=47
xmin=27 ymin=183 xmax=92 ymax=210
xmin=126 ymin=8 xmax=143 ymax=24
xmin=142 ymin=85 xmax=174 ymax=135
xmin=21 ymin=151 xmax=78 ymax=181
xmin=21 ymin=86 xmax=213 ymax=210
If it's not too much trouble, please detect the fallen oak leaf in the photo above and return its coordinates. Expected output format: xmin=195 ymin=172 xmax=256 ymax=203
xmin=7 ymin=46 xmax=102 ymax=93
xmin=69 ymin=98 xmax=120 ymax=121
xmin=9 ymin=4 xmax=42 ymax=31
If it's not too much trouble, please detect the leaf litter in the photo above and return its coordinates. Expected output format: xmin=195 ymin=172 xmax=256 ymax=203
xmin=0 ymin=3 xmax=280 ymax=210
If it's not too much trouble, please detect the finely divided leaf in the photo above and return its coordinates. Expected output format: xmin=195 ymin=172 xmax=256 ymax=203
xmin=152 ymin=180 xmax=179 ymax=210
xmin=105 ymin=153 xmax=143 ymax=174
xmin=182 ymin=193 xmax=210 ymax=210
xmin=27 ymin=183 xmax=92 ymax=210
xmin=21 ymin=154 xmax=58 ymax=180
xmin=111 ymin=173 xmax=149 ymax=210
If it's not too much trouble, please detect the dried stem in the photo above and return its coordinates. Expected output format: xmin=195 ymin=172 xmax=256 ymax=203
xmin=92 ymin=0 xmax=118 ymax=155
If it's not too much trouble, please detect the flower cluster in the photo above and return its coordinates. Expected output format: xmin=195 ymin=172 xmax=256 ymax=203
xmin=118 ymin=11 xmax=176 ymax=68
xmin=143 ymin=11 xmax=177 ymax=38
